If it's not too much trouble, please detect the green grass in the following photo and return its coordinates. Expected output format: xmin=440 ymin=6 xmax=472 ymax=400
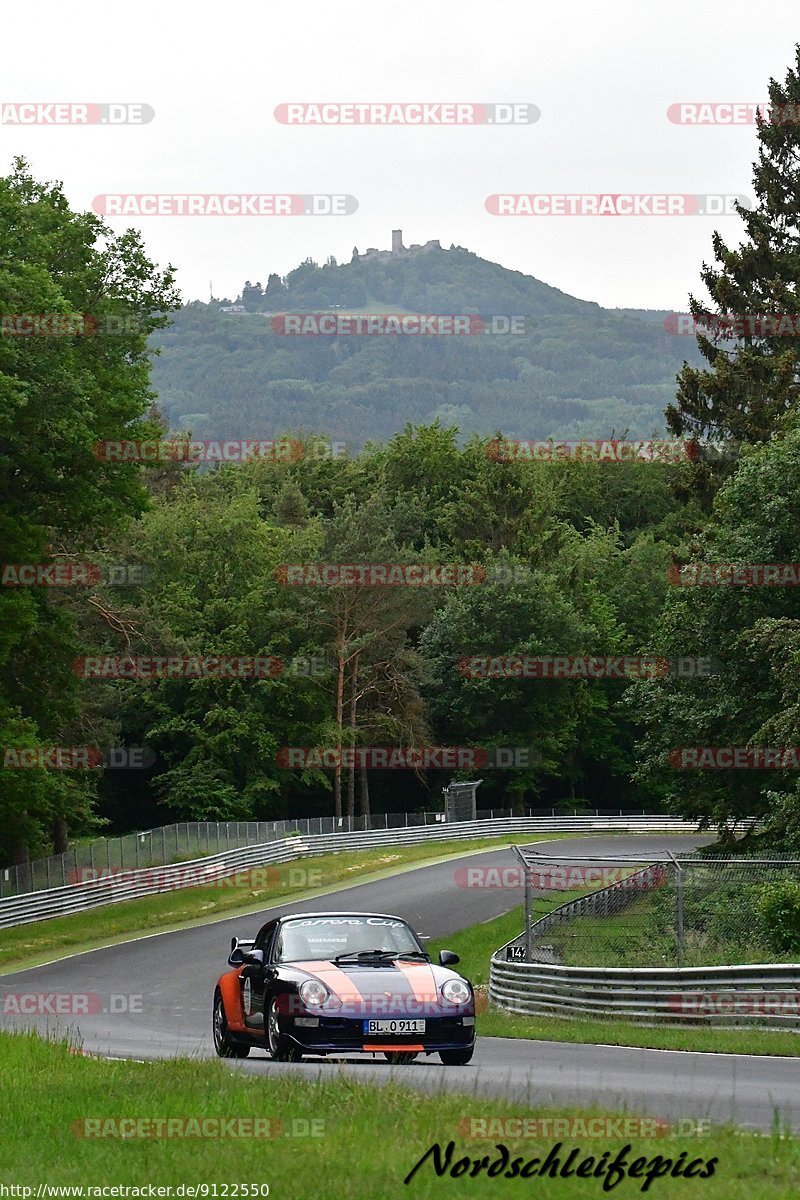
xmin=428 ymin=906 xmax=800 ymax=1057
xmin=1 ymin=1031 xmax=798 ymax=1195
xmin=551 ymin=891 xmax=795 ymax=969
xmin=0 ymin=835 xmax=565 ymax=975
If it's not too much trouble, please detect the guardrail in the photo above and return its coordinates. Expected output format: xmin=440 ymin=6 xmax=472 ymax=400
xmin=489 ymin=958 xmax=800 ymax=1029
xmin=0 ymin=807 xmax=677 ymax=899
xmin=489 ymin=836 xmax=800 ymax=1029
xmin=0 ymin=814 xmax=700 ymax=930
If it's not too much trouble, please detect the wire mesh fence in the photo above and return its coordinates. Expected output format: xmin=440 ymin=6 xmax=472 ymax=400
xmin=512 ymin=847 xmax=800 ymax=968
xmin=1 ymin=804 xmax=663 ymax=899
xmin=0 ymin=813 xmax=439 ymax=898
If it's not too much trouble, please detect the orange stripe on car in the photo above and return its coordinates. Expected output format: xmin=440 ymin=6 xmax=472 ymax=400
xmin=291 ymin=960 xmax=366 ymax=1005
xmin=363 ymin=1044 xmax=424 ymax=1052
xmin=394 ymin=961 xmax=439 ymax=1005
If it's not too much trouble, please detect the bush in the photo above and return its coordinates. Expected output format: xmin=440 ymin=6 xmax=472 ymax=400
xmin=753 ymin=880 xmax=800 ymax=954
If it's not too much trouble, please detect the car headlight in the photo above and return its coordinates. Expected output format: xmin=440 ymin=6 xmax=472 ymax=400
xmin=299 ymin=979 xmax=330 ymax=1009
xmin=441 ymin=978 xmax=471 ymax=1006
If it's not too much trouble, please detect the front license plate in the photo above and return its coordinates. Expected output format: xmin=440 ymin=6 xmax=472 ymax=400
xmin=364 ymin=1019 xmax=426 ymax=1034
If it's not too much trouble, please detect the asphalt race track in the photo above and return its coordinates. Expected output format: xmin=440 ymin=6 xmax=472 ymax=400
xmin=3 ymin=834 xmax=798 ymax=1133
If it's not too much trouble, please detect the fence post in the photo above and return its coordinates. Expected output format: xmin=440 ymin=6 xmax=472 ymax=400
xmin=514 ymin=845 xmax=532 ymax=963
xmin=667 ymin=852 xmax=684 ymax=966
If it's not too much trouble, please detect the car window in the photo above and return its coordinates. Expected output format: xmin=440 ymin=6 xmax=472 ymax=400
xmin=275 ymin=916 xmax=422 ymax=962
xmin=255 ymin=920 xmax=277 ymax=952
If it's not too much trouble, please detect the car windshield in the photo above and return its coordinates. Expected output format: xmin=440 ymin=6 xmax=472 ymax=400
xmin=275 ymin=916 xmax=423 ymax=962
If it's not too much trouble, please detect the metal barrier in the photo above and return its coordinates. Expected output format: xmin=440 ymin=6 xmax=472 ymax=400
xmin=0 ymin=815 xmax=700 ymax=930
xmin=0 ymin=807 xmax=672 ymax=899
xmin=489 ymin=839 xmax=800 ymax=1029
xmin=489 ymin=957 xmax=800 ymax=1029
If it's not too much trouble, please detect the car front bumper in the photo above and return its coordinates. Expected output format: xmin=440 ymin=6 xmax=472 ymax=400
xmin=285 ymin=1012 xmax=475 ymax=1055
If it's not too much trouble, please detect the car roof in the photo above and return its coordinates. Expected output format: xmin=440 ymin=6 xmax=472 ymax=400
xmin=277 ymin=911 xmax=407 ymax=922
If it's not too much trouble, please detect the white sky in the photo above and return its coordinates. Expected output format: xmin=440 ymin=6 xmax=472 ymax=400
xmin=1 ymin=1 xmax=796 ymax=308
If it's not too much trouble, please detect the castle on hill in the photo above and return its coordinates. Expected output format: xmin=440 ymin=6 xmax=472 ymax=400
xmin=352 ymin=230 xmax=442 ymax=262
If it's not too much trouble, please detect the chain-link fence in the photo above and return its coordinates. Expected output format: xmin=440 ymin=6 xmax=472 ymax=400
xmin=511 ymin=847 xmax=800 ymax=967
xmin=1 ymin=804 xmax=687 ymax=900
xmin=0 ymin=813 xmax=441 ymax=898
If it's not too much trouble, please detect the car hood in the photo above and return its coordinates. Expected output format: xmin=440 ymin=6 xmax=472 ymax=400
xmin=284 ymin=958 xmax=469 ymax=1012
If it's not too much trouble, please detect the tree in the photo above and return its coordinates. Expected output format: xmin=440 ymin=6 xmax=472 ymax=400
xmin=262 ymin=274 xmax=288 ymax=311
xmin=667 ymin=46 xmax=800 ymax=459
xmin=302 ymin=493 xmax=430 ymax=817
xmin=115 ymin=469 xmax=330 ymax=820
xmin=627 ymin=421 xmax=800 ymax=835
xmin=0 ymin=158 xmax=179 ymax=863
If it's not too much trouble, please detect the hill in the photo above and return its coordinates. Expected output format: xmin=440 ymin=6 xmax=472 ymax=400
xmin=148 ymin=243 xmax=701 ymax=445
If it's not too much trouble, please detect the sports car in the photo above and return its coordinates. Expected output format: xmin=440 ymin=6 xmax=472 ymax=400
xmin=212 ymin=910 xmax=475 ymax=1064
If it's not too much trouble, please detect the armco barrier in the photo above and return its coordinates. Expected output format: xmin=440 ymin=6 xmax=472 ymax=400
xmin=489 ymin=838 xmax=800 ymax=1029
xmin=0 ymin=815 xmax=700 ymax=930
xmin=489 ymin=957 xmax=800 ymax=1029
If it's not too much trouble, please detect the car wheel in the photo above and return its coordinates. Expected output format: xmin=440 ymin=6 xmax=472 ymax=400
xmin=213 ymin=990 xmax=250 ymax=1058
xmin=266 ymin=997 xmax=303 ymax=1062
xmin=383 ymin=1051 xmax=418 ymax=1064
xmin=439 ymin=1047 xmax=474 ymax=1065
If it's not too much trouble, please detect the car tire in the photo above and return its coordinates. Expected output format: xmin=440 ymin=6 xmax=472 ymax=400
xmin=439 ymin=1047 xmax=474 ymax=1065
xmin=383 ymin=1051 xmax=418 ymax=1064
xmin=213 ymin=990 xmax=250 ymax=1058
xmin=266 ymin=997 xmax=303 ymax=1062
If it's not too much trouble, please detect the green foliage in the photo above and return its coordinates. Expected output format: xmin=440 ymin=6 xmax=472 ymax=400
xmin=149 ymin=249 xmax=702 ymax=447
xmin=0 ymin=158 xmax=179 ymax=861
xmin=667 ymin=46 xmax=800 ymax=505
xmin=754 ymin=880 xmax=800 ymax=954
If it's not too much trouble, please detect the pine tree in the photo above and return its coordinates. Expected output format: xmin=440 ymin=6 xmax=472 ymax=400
xmin=273 ymin=481 xmax=309 ymax=526
xmin=667 ymin=46 xmax=800 ymax=452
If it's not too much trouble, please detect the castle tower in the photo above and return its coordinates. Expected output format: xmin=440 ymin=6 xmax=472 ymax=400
xmin=392 ymin=229 xmax=404 ymax=254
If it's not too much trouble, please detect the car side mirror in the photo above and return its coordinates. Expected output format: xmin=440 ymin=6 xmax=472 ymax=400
xmin=439 ymin=950 xmax=460 ymax=966
xmin=245 ymin=949 xmax=265 ymax=965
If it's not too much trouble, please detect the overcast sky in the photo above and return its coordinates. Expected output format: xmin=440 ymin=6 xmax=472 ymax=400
xmin=1 ymin=2 xmax=796 ymax=309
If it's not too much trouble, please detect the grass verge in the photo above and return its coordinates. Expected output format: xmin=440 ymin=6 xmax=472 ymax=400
xmin=1 ymin=1031 xmax=798 ymax=1195
xmin=0 ymin=835 xmax=563 ymax=975
xmin=428 ymin=906 xmax=800 ymax=1058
